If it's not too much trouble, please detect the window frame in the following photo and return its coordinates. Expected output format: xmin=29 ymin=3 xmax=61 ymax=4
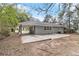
xmin=44 ymin=26 xmax=51 ymax=30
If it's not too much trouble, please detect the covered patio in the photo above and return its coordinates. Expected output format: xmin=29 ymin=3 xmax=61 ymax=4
xmin=18 ymin=20 xmax=38 ymax=35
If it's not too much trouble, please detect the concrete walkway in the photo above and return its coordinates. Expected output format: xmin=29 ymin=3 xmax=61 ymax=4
xmin=21 ymin=34 xmax=70 ymax=43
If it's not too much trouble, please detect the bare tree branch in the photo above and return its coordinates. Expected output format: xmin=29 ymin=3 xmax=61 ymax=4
xmin=37 ymin=3 xmax=55 ymax=14
xmin=75 ymin=5 xmax=79 ymax=10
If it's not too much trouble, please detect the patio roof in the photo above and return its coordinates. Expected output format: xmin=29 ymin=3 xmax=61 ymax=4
xmin=19 ymin=20 xmax=65 ymax=28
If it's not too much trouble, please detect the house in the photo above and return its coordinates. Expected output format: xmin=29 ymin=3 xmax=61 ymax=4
xmin=19 ymin=20 xmax=65 ymax=35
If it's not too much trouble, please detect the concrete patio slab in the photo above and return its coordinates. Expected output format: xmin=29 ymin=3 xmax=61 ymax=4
xmin=21 ymin=34 xmax=70 ymax=43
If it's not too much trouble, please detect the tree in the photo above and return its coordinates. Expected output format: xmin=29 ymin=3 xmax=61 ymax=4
xmin=43 ymin=14 xmax=57 ymax=23
xmin=0 ymin=4 xmax=19 ymax=36
xmin=17 ymin=12 xmax=29 ymax=22
xmin=58 ymin=11 xmax=65 ymax=24
xmin=73 ymin=4 xmax=79 ymax=32
xmin=43 ymin=14 xmax=52 ymax=22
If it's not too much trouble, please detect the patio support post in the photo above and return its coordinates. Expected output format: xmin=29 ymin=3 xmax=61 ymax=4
xmin=19 ymin=24 xmax=22 ymax=35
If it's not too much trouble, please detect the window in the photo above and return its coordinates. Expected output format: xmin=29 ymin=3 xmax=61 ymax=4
xmin=44 ymin=26 xmax=51 ymax=30
xmin=49 ymin=27 xmax=51 ymax=30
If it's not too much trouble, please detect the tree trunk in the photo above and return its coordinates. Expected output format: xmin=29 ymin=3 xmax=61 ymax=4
xmin=68 ymin=14 xmax=71 ymax=33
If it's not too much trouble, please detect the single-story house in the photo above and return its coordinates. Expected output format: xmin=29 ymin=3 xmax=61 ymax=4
xmin=19 ymin=20 xmax=66 ymax=35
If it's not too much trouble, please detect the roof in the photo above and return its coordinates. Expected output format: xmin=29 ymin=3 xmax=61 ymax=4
xmin=19 ymin=20 xmax=65 ymax=28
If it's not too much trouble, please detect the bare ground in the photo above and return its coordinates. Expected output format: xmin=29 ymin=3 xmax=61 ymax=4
xmin=0 ymin=34 xmax=79 ymax=56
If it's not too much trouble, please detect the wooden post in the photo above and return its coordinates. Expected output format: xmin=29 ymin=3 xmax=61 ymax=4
xmin=19 ymin=24 xmax=22 ymax=36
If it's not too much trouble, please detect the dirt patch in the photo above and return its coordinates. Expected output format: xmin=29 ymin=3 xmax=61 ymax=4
xmin=0 ymin=34 xmax=79 ymax=56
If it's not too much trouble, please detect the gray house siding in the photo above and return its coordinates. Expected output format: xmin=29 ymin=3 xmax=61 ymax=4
xmin=34 ymin=26 xmax=53 ymax=34
xmin=53 ymin=27 xmax=64 ymax=34
xmin=34 ymin=26 xmax=64 ymax=34
xmin=20 ymin=20 xmax=65 ymax=35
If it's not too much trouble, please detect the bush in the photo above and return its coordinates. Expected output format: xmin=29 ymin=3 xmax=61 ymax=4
xmin=0 ymin=27 xmax=10 ymax=40
xmin=70 ymin=29 xmax=75 ymax=33
xmin=0 ymin=34 xmax=6 ymax=40
xmin=1 ymin=30 xmax=10 ymax=37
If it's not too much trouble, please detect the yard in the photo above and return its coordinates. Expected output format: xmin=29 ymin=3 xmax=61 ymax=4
xmin=0 ymin=33 xmax=79 ymax=56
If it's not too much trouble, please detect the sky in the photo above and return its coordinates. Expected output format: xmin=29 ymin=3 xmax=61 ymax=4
xmin=16 ymin=3 xmax=62 ymax=21
xmin=16 ymin=3 xmax=60 ymax=21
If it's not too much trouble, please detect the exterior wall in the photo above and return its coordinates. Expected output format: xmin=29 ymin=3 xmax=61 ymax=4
xmin=35 ymin=26 xmax=53 ymax=34
xmin=34 ymin=26 xmax=64 ymax=35
xmin=53 ymin=27 xmax=64 ymax=34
